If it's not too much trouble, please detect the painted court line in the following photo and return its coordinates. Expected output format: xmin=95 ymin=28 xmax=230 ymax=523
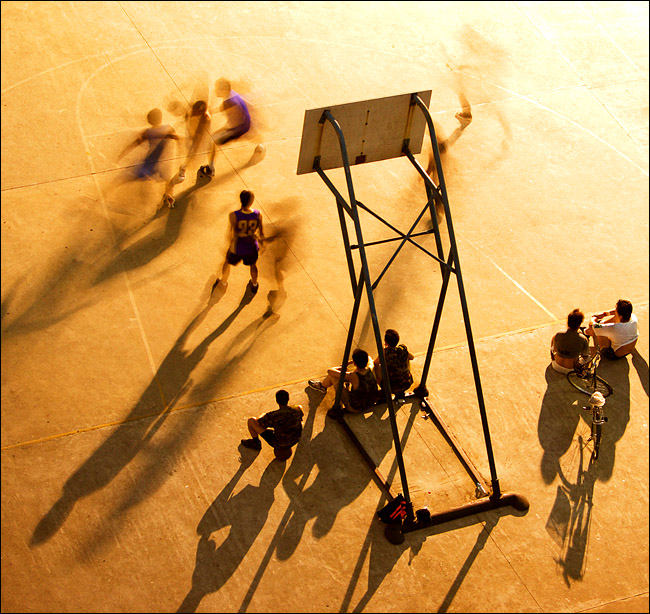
xmin=464 ymin=238 xmax=557 ymax=321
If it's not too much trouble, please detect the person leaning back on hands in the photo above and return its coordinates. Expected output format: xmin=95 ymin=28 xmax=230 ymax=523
xmin=585 ymin=299 xmax=639 ymax=360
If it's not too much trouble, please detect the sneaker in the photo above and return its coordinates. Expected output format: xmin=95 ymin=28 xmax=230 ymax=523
xmin=455 ymin=111 xmax=472 ymax=126
xmin=164 ymin=195 xmax=175 ymax=209
xmin=211 ymin=278 xmax=228 ymax=293
xmin=248 ymin=280 xmax=259 ymax=295
xmin=241 ymin=438 xmax=261 ymax=451
xmin=308 ymin=379 xmax=327 ymax=393
xmin=177 ymin=168 xmax=186 ymax=183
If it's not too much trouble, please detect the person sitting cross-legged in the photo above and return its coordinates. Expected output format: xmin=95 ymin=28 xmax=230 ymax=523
xmin=373 ymin=328 xmax=414 ymax=400
xmin=308 ymin=348 xmax=378 ymax=414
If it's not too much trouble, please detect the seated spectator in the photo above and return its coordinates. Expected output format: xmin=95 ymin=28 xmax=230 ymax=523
xmin=241 ymin=390 xmax=304 ymax=457
xmin=308 ymin=348 xmax=378 ymax=413
xmin=586 ymin=299 xmax=639 ymax=359
xmin=550 ymin=309 xmax=590 ymax=374
xmin=373 ymin=329 xmax=414 ymax=399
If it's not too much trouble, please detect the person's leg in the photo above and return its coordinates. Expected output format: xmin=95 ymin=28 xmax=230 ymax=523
xmin=208 ymin=129 xmax=240 ymax=171
xmin=340 ymin=387 xmax=351 ymax=410
xmin=244 ymin=253 xmax=260 ymax=293
xmin=220 ymin=260 xmax=231 ymax=284
xmin=309 ymin=367 xmax=341 ymax=392
xmin=207 ymin=139 xmax=217 ymax=169
xmin=212 ymin=254 xmax=234 ymax=292
xmin=595 ymin=335 xmax=612 ymax=350
xmin=247 ymin=417 xmax=266 ymax=438
xmin=241 ymin=417 xmax=265 ymax=450
xmin=249 ymin=263 xmax=258 ymax=285
xmin=601 ymin=346 xmax=621 ymax=360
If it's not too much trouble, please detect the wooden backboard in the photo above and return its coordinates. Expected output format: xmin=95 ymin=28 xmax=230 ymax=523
xmin=296 ymin=90 xmax=432 ymax=175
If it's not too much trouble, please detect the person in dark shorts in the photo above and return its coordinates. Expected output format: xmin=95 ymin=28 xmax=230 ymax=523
xmin=205 ymin=78 xmax=252 ymax=172
xmin=308 ymin=348 xmax=378 ymax=413
xmin=117 ymin=108 xmax=181 ymax=208
xmin=178 ymin=100 xmax=212 ymax=182
xmin=212 ymin=190 xmax=264 ymax=295
xmin=373 ymin=329 xmax=414 ymax=400
xmin=241 ymin=390 xmax=304 ymax=453
xmin=550 ymin=309 xmax=591 ymax=374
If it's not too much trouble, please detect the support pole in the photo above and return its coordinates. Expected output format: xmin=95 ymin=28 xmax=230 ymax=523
xmin=411 ymin=93 xmax=502 ymax=497
xmin=321 ymin=110 xmax=413 ymax=518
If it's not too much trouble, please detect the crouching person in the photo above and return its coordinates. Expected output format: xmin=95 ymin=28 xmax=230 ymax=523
xmin=241 ymin=390 xmax=304 ymax=460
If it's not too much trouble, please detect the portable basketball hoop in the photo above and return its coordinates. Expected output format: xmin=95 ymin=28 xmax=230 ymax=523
xmin=297 ymin=91 xmax=528 ymax=543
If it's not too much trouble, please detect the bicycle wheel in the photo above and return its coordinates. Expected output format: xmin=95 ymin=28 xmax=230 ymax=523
xmin=567 ymin=372 xmax=613 ymax=397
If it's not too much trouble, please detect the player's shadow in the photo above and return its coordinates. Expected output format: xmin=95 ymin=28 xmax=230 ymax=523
xmin=274 ymin=403 xmax=394 ymax=561
xmin=93 ymin=179 xmax=207 ymax=286
xmin=1 ymin=204 xmax=116 ymax=337
xmin=177 ymin=457 xmax=286 ymax=614
xmin=538 ymin=365 xmax=583 ymax=485
xmin=29 ymin=292 xmax=254 ymax=552
xmin=2 ymin=150 xmax=262 ymax=341
xmin=233 ymin=389 xmax=321 ymax=613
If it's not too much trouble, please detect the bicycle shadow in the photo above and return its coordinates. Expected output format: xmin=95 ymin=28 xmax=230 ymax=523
xmin=541 ymin=350 xmax=640 ymax=586
xmin=545 ymin=438 xmax=599 ymax=587
xmin=591 ymin=353 xmax=632 ymax=482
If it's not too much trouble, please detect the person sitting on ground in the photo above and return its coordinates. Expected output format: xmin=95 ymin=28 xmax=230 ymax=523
xmin=241 ymin=389 xmax=304 ymax=454
xmin=550 ymin=309 xmax=591 ymax=374
xmin=373 ymin=329 xmax=414 ymax=400
xmin=585 ymin=299 xmax=639 ymax=359
xmin=308 ymin=348 xmax=378 ymax=413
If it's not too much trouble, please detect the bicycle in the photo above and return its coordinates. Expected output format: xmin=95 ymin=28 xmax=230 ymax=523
xmin=582 ymin=391 xmax=608 ymax=460
xmin=567 ymin=330 xmax=613 ymax=398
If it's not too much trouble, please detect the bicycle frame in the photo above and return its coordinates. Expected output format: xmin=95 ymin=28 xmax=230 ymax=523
xmin=567 ymin=329 xmax=613 ymax=398
xmin=585 ymin=398 xmax=607 ymax=460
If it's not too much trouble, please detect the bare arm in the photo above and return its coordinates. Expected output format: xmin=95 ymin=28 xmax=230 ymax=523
xmin=257 ymin=213 xmax=265 ymax=241
xmin=118 ymin=132 xmax=145 ymax=160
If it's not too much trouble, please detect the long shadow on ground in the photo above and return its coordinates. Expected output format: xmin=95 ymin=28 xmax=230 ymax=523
xmin=29 ymin=291 xmax=254 ymax=554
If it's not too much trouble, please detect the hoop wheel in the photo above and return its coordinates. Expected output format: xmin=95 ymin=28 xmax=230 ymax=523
xmin=567 ymin=372 xmax=613 ymax=398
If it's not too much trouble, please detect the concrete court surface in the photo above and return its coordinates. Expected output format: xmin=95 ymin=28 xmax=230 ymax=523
xmin=1 ymin=1 xmax=649 ymax=612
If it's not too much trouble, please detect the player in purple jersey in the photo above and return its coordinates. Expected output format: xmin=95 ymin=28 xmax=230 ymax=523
xmin=205 ymin=78 xmax=253 ymax=173
xmin=212 ymin=190 xmax=264 ymax=295
xmin=117 ymin=108 xmax=180 ymax=207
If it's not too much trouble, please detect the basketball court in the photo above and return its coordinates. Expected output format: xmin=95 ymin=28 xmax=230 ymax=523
xmin=2 ymin=2 xmax=648 ymax=612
